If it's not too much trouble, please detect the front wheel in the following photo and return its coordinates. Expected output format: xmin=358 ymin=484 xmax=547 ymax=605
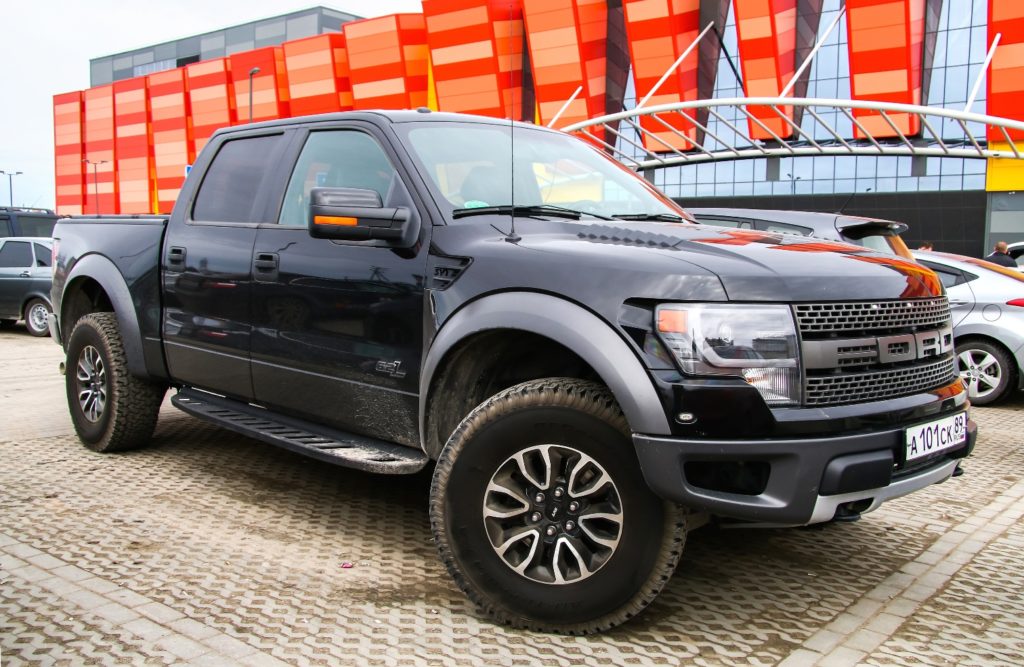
xmin=430 ymin=378 xmax=687 ymax=633
xmin=958 ymin=340 xmax=1016 ymax=406
xmin=24 ymin=298 xmax=51 ymax=337
xmin=66 ymin=313 xmax=166 ymax=452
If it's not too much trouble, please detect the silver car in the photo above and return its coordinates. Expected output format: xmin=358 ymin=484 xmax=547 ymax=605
xmin=913 ymin=250 xmax=1024 ymax=405
xmin=0 ymin=236 xmax=53 ymax=337
xmin=1008 ymin=241 xmax=1024 ymax=271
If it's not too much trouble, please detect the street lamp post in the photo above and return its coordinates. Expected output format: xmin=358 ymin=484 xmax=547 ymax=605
xmin=83 ymin=159 xmax=109 ymax=215
xmin=248 ymin=67 xmax=261 ymax=122
xmin=785 ymin=172 xmax=802 ymax=196
xmin=0 ymin=170 xmax=23 ymax=207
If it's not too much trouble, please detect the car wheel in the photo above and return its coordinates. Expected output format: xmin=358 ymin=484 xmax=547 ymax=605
xmin=957 ymin=340 xmax=1016 ymax=406
xmin=24 ymin=298 xmax=52 ymax=337
xmin=430 ymin=378 xmax=687 ymax=633
xmin=66 ymin=313 xmax=166 ymax=452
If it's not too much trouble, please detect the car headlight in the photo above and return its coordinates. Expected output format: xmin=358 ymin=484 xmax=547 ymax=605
xmin=655 ymin=303 xmax=802 ymax=406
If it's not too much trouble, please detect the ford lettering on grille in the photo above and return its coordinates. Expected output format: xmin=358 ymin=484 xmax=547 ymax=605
xmin=803 ymin=325 xmax=954 ymax=369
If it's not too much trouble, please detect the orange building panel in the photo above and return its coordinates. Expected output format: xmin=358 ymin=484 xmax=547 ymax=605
xmin=344 ymin=14 xmax=430 ymax=110
xmin=148 ymin=68 xmax=194 ymax=214
xmin=423 ymin=0 xmax=529 ymax=119
xmin=845 ymin=0 xmax=925 ymax=138
xmin=113 ymin=77 xmax=155 ymax=214
xmin=987 ymin=0 xmax=1024 ymax=141
xmin=283 ymin=33 xmax=354 ymax=116
xmin=734 ymin=0 xmax=798 ymax=140
xmin=230 ymin=47 xmax=290 ymax=124
xmin=53 ymin=91 xmax=86 ymax=215
xmin=83 ymin=84 xmax=118 ymax=214
xmin=623 ymin=0 xmax=702 ymax=151
xmin=186 ymin=57 xmax=236 ymax=154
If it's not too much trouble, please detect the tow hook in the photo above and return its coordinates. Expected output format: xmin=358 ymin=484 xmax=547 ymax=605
xmin=953 ymin=463 xmax=965 ymax=477
xmin=59 ymin=361 xmax=66 ymax=375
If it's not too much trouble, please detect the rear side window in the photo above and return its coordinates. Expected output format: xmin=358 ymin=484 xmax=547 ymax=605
xmin=34 ymin=243 xmax=52 ymax=267
xmin=0 ymin=240 xmax=32 ymax=268
xmin=17 ymin=216 xmax=56 ymax=237
xmin=192 ymin=134 xmax=284 ymax=223
xmin=0 ymin=216 xmax=11 ymax=237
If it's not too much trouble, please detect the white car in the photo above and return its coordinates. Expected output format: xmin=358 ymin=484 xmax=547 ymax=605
xmin=1008 ymin=241 xmax=1024 ymax=271
xmin=913 ymin=250 xmax=1024 ymax=404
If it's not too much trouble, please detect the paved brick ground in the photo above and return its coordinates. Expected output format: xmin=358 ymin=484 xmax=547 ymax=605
xmin=1 ymin=328 xmax=1022 ymax=666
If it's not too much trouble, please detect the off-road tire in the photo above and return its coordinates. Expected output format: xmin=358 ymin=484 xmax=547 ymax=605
xmin=430 ymin=378 xmax=687 ymax=634
xmin=66 ymin=313 xmax=165 ymax=452
xmin=24 ymin=298 xmax=51 ymax=337
xmin=957 ymin=338 xmax=1017 ymax=406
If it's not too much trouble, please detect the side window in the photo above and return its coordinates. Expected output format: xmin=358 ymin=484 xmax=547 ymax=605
xmin=0 ymin=241 xmax=32 ymax=268
xmin=34 ymin=243 xmax=52 ymax=267
xmin=19 ymin=216 xmax=57 ymax=237
xmin=192 ymin=134 xmax=284 ymax=223
xmin=921 ymin=262 xmax=965 ymax=288
xmin=760 ymin=222 xmax=813 ymax=236
xmin=278 ymin=131 xmax=398 ymax=227
xmin=0 ymin=217 xmax=11 ymax=237
xmin=697 ymin=217 xmax=752 ymax=229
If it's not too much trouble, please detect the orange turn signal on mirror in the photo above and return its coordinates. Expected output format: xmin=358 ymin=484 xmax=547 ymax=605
xmin=314 ymin=215 xmax=358 ymax=227
xmin=657 ymin=309 xmax=688 ymax=334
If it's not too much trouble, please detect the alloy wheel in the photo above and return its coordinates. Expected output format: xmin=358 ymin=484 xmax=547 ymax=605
xmin=76 ymin=345 xmax=107 ymax=423
xmin=958 ymin=348 xmax=1001 ymax=401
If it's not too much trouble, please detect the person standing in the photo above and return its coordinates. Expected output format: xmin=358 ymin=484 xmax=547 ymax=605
xmin=985 ymin=241 xmax=1017 ymax=267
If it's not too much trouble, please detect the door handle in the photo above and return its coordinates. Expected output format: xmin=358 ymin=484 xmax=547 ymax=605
xmin=19 ymin=271 xmax=31 ymax=277
xmin=254 ymin=253 xmax=279 ymax=271
xmin=168 ymin=246 xmax=186 ymax=265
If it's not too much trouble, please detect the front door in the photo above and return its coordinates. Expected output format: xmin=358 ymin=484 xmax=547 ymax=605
xmin=250 ymin=128 xmax=428 ymax=446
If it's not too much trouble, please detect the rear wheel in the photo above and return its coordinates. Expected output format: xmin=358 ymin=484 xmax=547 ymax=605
xmin=430 ymin=378 xmax=687 ymax=633
xmin=24 ymin=299 xmax=51 ymax=337
xmin=66 ymin=313 xmax=166 ymax=452
xmin=957 ymin=339 xmax=1016 ymax=405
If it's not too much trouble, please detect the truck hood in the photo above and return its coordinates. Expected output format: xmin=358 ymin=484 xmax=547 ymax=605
xmin=535 ymin=219 xmax=942 ymax=301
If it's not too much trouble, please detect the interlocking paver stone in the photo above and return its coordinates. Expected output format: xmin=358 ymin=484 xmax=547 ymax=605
xmin=2 ymin=327 xmax=1024 ymax=666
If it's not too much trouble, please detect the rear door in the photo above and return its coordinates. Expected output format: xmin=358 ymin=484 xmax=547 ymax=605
xmin=249 ymin=124 xmax=428 ymax=445
xmin=0 ymin=239 xmax=34 ymax=317
xmin=161 ymin=131 xmax=291 ymax=401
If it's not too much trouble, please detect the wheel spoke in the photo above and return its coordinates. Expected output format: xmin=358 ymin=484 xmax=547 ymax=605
xmin=957 ymin=350 xmax=975 ymax=368
xmin=512 ymin=447 xmax=549 ymax=490
xmin=484 ymin=480 xmax=530 ymax=519
xmin=976 ymin=354 xmax=998 ymax=373
xmin=578 ymin=511 xmax=623 ymax=549
xmin=552 ymin=537 xmax=591 ymax=584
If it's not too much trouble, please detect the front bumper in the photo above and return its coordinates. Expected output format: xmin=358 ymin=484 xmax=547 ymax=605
xmin=634 ymin=414 xmax=977 ymax=526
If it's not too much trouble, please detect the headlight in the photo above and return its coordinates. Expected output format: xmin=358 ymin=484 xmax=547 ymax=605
xmin=655 ymin=303 xmax=801 ymax=406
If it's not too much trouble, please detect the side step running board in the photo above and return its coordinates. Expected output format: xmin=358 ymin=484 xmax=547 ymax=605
xmin=171 ymin=388 xmax=429 ymax=474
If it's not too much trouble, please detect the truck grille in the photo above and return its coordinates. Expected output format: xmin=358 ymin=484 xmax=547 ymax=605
xmin=795 ymin=297 xmax=950 ymax=336
xmin=805 ymin=356 xmax=956 ymax=406
xmin=796 ymin=298 xmax=957 ymax=407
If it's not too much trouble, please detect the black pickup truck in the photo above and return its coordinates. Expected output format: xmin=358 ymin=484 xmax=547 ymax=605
xmin=50 ymin=110 xmax=976 ymax=633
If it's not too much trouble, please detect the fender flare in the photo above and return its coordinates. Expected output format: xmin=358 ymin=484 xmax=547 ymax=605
xmin=419 ymin=291 xmax=672 ymax=451
xmin=62 ymin=253 xmax=148 ymax=378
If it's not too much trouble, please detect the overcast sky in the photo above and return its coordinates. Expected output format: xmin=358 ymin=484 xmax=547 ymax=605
xmin=0 ymin=1 xmax=423 ymax=210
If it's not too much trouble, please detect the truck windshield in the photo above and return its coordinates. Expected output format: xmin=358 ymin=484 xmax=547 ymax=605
xmin=400 ymin=122 xmax=693 ymax=222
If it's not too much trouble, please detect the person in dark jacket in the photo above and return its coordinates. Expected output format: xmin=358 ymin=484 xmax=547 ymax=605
xmin=985 ymin=241 xmax=1017 ymax=268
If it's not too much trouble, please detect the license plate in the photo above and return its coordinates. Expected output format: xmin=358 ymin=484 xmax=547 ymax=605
xmin=905 ymin=413 xmax=967 ymax=462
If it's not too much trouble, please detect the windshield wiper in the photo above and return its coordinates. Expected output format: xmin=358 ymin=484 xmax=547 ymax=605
xmin=452 ymin=204 xmax=613 ymax=220
xmin=612 ymin=213 xmax=685 ymax=222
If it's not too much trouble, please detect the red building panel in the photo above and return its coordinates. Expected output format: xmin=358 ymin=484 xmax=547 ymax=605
xmin=623 ymin=0 xmax=701 ymax=151
xmin=734 ymin=0 xmax=798 ymax=140
xmin=186 ymin=58 xmax=236 ymax=154
xmin=53 ymin=92 xmax=86 ymax=215
xmin=113 ymin=77 xmax=154 ymax=214
xmin=230 ymin=47 xmax=290 ymax=124
xmin=344 ymin=14 xmax=430 ymax=110
xmin=148 ymin=68 xmax=194 ymax=214
xmin=283 ymin=33 xmax=354 ymax=116
xmin=423 ymin=0 xmax=528 ymax=119
xmin=988 ymin=0 xmax=1024 ymax=141
xmin=83 ymin=84 xmax=118 ymax=214
xmin=845 ymin=0 xmax=925 ymax=138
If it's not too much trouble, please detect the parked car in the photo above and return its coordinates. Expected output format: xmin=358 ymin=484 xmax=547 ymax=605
xmin=50 ymin=111 xmax=975 ymax=633
xmin=688 ymin=208 xmax=914 ymax=259
xmin=913 ymin=250 xmax=1024 ymax=405
xmin=0 ymin=206 xmax=59 ymax=238
xmin=1008 ymin=241 xmax=1024 ymax=271
xmin=0 ymin=237 xmax=53 ymax=336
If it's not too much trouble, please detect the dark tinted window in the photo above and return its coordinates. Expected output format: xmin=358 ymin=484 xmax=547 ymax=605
xmin=0 ymin=241 xmax=32 ymax=268
xmin=17 ymin=216 xmax=57 ymax=237
xmin=920 ymin=261 xmax=969 ymax=288
xmin=34 ymin=243 xmax=52 ymax=267
xmin=0 ymin=217 xmax=10 ymax=237
xmin=192 ymin=134 xmax=283 ymax=223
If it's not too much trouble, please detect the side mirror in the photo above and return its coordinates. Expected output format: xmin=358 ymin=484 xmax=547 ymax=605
xmin=308 ymin=187 xmax=413 ymax=244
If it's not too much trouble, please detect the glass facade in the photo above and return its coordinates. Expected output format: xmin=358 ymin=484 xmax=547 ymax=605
xmin=88 ymin=7 xmax=359 ymax=86
xmin=637 ymin=0 xmax=991 ymax=199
